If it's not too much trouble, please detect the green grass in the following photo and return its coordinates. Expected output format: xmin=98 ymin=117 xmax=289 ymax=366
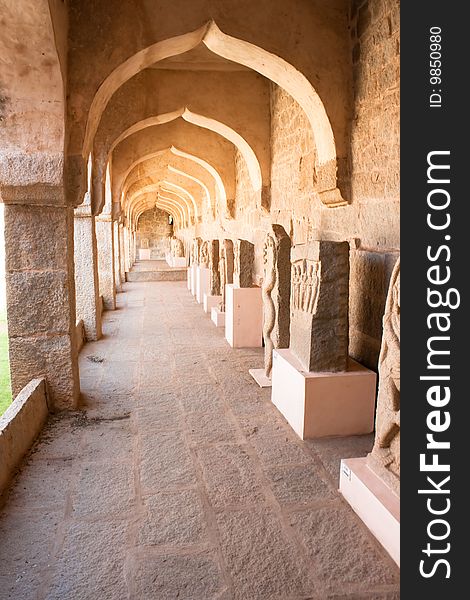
xmin=0 ymin=312 xmax=12 ymax=416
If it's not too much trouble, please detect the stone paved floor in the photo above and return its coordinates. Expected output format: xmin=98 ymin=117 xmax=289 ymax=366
xmin=0 ymin=281 xmax=400 ymax=599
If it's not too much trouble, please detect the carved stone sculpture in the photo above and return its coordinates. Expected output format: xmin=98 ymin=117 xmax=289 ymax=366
xmin=170 ymin=236 xmax=184 ymax=257
xmin=191 ymin=237 xmax=202 ymax=265
xmin=209 ymin=240 xmax=220 ymax=296
xmin=262 ymin=225 xmax=292 ymax=378
xmin=199 ymin=240 xmax=210 ymax=267
xmin=367 ymin=258 xmax=400 ymax=495
xmin=289 ymin=240 xmax=349 ymax=372
xmin=233 ymin=239 xmax=254 ymax=288
xmin=218 ymin=239 xmax=234 ymax=311
xmin=141 ymin=238 xmax=149 ymax=249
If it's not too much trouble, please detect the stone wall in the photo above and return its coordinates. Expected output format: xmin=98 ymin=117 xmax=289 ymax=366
xmin=136 ymin=208 xmax=173 ymax=259
xmin=171 ymin=0 xmax=399 ymax=370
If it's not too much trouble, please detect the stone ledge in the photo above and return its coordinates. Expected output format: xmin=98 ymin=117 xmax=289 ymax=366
xmin=0 ymin=378 xmax=49 ymax=497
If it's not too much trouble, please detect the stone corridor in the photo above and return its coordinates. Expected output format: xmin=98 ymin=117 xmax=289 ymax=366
xmin=0 ymin=280 xmax=399 ymax=600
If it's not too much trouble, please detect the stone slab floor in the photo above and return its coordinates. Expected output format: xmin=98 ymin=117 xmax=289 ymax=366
xmin=0 ymin=281 xmax=400 ymax=600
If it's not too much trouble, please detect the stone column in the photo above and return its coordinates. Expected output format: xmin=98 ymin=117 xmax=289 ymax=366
xmin=119 ymin=224 xmax=126 ymax=283
xmin=113 ymin=220 xmax=121 ymax=293
xmin=4 ymin=201 xmax=80 ymax=409
xmin=96 ymin=214 xmax=116 ymax=310
xmin=74 ymin=204 xmax=102 ymax=341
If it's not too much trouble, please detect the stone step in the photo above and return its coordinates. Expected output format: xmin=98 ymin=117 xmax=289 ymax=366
xmin=126 ymin=269 xmax=186 ymax=282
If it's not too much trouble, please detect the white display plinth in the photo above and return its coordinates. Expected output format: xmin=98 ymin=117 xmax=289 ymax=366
xmin=190 ymin=264 xmax=197 ymax=296
xmin=249 ymin=368 xmax=272 ymax=388
xmin=196 ymin=266 xmax=210 ymax=304
xmin=139 ymin=249 xmax=151 ymax=260
xmin=225 ymin=284 xmax=263 ymax=348
xmin=187 ymin=267 xmax=191 ymax=290
xmin=271 ymin=349 xmax=376 ymax=439
xmin=204 ymin=294 xmax=222 ymax=314
xmin=340 ymin=457 xmax=400 ymax=566
xmin=165 ymin=253 xmax=173 ymax=267
xmin=211 ymin=307 xmax=225 ymax=327
xmin=172 ymin=257 xmax=186 ymax=268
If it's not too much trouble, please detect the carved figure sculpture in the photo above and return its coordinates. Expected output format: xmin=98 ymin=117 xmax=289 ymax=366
xmin=209 ymin=240 xmax=220 ymax=296
xmin=367 ymin=258 xmax=400 ymax=495
xmin=262 ymin=225 xmax=291 ymax=377
xmin=199 ymin=241 xmax=210 ymax=267
xmin=170 ymin=236 xmax=184 ymax=257
xmin=233 ymin=239 xmax=254 ymax=287
xmin=218 ymin=239 xmax=234 ymax=311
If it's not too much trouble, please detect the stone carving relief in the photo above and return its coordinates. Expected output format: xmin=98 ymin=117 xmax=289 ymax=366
xmin=191 ymin=237 xmax=202 ymax=265
xmin=141 ymin=238 xmax=149 ymax=249
xmin=367 ymin=257 xmax=400 ymax=496
xmin=199 ymin=240 xmax=210 ymax=268
xmin=209 ymin=240 xmax=220 ymax=296
xmin=233 ymin=239 xmax=254 ymax=288
xmin=262 ymin=225 xmax=292 ymax=378
xmin=170 ymin=236 xmax=184 ymax=257
xmin=218 ymin=239 xmax=234 ymax=312
xmin=289 ymin=240 xmax=349 ymax=373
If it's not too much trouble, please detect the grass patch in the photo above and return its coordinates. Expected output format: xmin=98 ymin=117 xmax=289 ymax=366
xmin=0 ymin=312 xmax=11 ymax=416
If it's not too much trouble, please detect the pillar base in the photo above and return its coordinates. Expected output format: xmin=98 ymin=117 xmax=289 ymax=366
xmin=340 ymin=457 xmax=400 ymax=567
xmin=249 ymin=368 xmax=272 ymax=388
xmin=225 ymin=284 xmax=263 ymax=348
xmin=204 ymin=294 xmax=222 ymax=314
xmin=211 ymin=306 xmax=225 ymax=327
xmin=190 ymin=264 xmax=197 ymax=296
xmin=271 ymin=349 xmax=376 ymax=439
xmin=196 ymin=266 xmax=210 ymax=304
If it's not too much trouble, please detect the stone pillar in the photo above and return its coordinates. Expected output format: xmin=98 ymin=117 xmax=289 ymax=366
xmin=4 ymin=202 xmax=80 ymax=409
xmin=113 ymin=220 xmax=121 ymax=293
xmin=96 ymin=214 xmax=116 ymax=310
xmin=119 ymin=224 xmax=126 ymax=283
xmin=74 ymin=205 xmax=102 ymax=341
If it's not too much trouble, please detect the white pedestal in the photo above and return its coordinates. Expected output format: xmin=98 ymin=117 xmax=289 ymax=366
xmin=165 ymin=253 xmax=173 ymax=267
xmin=139 ymin=249 xmax=151 ymax=260
xmin=249 ymin=368 xmax=272 ymax=388
xmin=225 ymin=284 xmax=263 ymax=348
xmin=340 ymin=457 xmax=400 ymax=566
xmin=204 ymin=294 xmax=222 ymax=314
xmin=211 ymin=307 xmax=225 ymax=327
xmin=271 ymin=349 xmax=376 ymax=439
xmin=187 ymin=267 xmax=191 ymax=290
xmin=173 ymin=257 xmax=186 ymax=268
xmin=190 ymin=264 xmax=197 ymax=296
xmin=196 ymin=266 xmax=210 ymax=304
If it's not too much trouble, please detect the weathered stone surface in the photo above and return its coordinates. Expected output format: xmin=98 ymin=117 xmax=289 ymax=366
xmin=266 ymin=464 xmax=334 ymax=505
xmin=261 ymin=224 xmax=291 ymax=377
xmin=199 ymin=239 xmax=210 ymax=267
xmin=140 ymin=430 xmax=196 ymax=490
xmin=290 ymin=240 xmax=349 ymax=372
xmin=0 ymin=282 xmax=400 ymax=597
xmin=96 ymin=217 xmax=116 ymax=310
xmin=137 ymin=207 xmax=172 ymax=259
xmin=290 ymin=506 xmax=399 ymax=586
xmin=74 ymin=212 xmax=102 ymax=340
xmin=138 ymin=489 xmax=208 ymax=546
xmin=72 ymin=462 xmax=134 ymax=517
xmin=8 ymin=334 xmax=78 ymax=410
xmin=233 ymin=239 xmax=254 ymax=287
xmin=218 ymin=239 xmax=234 ymax=311
xmin=197 ymin=444 xmax=264 ymax=507
xmin=45 ymin=520 xmax=130 ymax=600
xmin=217 ymin=509 xmax=315 ymax=599
xmin=190 ymin=237 xmax=202 ymax=265
xmin=208 ymin=239 xmax=220 ymax=295
xmin=367 ymin=257 xmax=400 ymax=495
xmin=170 ymin=235 xmax=184 ymax=257
xmin=132 ymin=553 xmax=225 ymax=599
